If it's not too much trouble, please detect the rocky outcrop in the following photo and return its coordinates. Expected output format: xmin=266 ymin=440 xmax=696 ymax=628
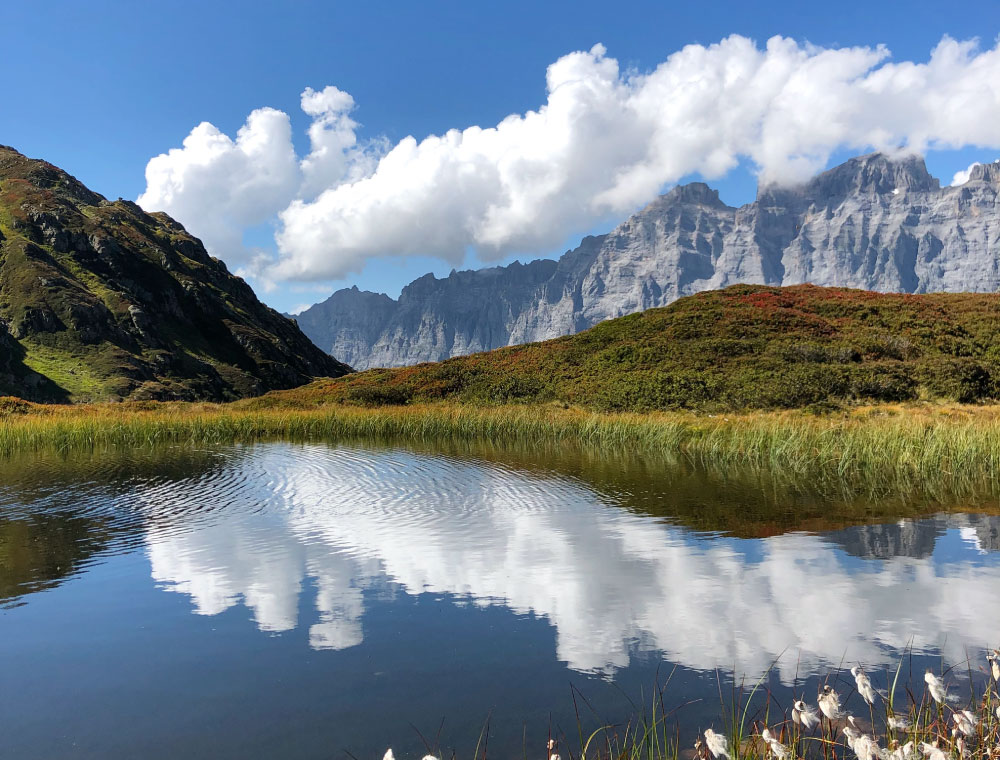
xmin=296 ymin=153 xmax=1000 ymax=369
xmin=297 ymin=259 xmax=558 ymax=368
xmin=0 ymin=146 xmax=350 ymax=402
xmin=290 ymin=286 xmax=399 ymax=370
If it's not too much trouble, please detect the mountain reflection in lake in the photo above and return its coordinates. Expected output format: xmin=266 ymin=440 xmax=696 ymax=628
xmin=1 ymin=442 xmax=999 ymax=760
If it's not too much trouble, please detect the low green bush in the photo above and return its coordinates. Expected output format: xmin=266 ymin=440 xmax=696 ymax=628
xmin=345 ymin=384 xmax=414 ymax=406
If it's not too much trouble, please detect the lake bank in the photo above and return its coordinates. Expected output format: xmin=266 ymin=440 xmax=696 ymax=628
xmin=3 ymin=398 xmax=1000 ymax=496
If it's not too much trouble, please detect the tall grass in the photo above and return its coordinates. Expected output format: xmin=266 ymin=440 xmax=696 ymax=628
xmin=3 ymin=401 xmax=1000 ymax=497
xmin=0 ymin=404 xmax=1000 ymax=492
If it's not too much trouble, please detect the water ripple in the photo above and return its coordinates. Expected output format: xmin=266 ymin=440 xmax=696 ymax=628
xmin=3 ymin=442 xmax=1000 ymax=679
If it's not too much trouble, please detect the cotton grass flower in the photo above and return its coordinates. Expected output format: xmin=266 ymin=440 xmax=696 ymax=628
xmin=844 ymin=726 xmax=862 ymax=751
xmin=793 ymin=700 xmax=821 ymax=730
xmin=924 ymin=670 xmax=948 ymax=704
xmin=851 ymin=732 xmax=881 ymax=760
xmin=887 ymin=740 xmax=916 ymax=760
xmin=819 ymin=685 xmax=845 ymax=720
xmin=704 ymin=729 xmax=730 ymax=759
xmin=918 ymin=742 xmax=947 ymax=760
xmin=761 ymin=728 xmax=790 ymax=760
xmin=952 ymin=711 xmax=978 ymax=736
xmin=852 ymin=666 xmax=878 ymax=705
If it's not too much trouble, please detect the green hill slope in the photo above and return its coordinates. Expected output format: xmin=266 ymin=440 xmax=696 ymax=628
xmin=0 ymin=146 xmax=349 ymax=402
xmin=286 ymin=284 xmax=1000 ymax=411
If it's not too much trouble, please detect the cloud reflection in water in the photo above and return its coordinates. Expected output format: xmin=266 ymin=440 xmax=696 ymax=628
xmin=144 ymin=445 xmax=1000 ymax=681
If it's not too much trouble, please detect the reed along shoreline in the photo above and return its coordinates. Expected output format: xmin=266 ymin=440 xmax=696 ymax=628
xmin=3 ymin=399 xmax=1000 ymax=497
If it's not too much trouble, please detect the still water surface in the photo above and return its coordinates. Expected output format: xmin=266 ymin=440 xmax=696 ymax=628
xmin=1 ymin=442 xmax=998 ymax=759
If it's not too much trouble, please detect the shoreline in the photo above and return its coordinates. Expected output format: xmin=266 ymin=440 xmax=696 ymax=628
xmin=3 ymin=399 xmax=1000 ymax=494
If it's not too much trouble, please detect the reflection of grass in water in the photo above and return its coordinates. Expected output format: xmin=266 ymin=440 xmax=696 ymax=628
xmin=0 ymin=444 xmax=234 ymax=606
xmin=382 ymin=437 xmax=1000 ymax=538
xmin=3 ymin=401 xmax=1000 ymax=507
xmin=0 ymin=512 xmax=114 ymax=606
xmin=424 ymin=652 xmax=1000 ymax=760
xmin=3 ymin=403 xmax=1000 ymax=540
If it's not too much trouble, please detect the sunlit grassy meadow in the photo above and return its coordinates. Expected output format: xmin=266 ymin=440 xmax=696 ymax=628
xmin=3 ymin=396 xmax=1000 ymax=499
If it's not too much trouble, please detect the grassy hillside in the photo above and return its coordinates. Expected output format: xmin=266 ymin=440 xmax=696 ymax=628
xmin=0 ymin=146 xmax=348 ymax=402
xmin=276 ymin=284 xmax=1000 ymax=412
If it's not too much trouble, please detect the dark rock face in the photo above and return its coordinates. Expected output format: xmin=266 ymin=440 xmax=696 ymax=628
xmin=296 ymin=152 xmax=1000 ymax=369
xmin=0 ymin=146 xmax=350 ymax=402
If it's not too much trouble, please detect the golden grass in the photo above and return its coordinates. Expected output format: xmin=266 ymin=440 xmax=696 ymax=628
xmin=3 ymin=398 xmax=1000 ymax=497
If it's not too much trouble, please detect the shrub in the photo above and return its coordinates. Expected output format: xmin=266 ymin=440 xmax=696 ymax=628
xmin=721 ymin=365 xmax=849 ymax=409
xmin=594 ymin=371 xmax=717 ymax=412
xmin=345 ymin=384 xmax=414 ymax=406
xmin=915 ymin=358 xmax=994 ymax=403
xmin=415 ymin=362 xmax=477 ymax=399
xmin=468 ymin=373 xmax=548 ymax=404
xmin=859 ymin=334 xmax=920 ymax=360
xmin=847 ymin=365 xmax=917 ymax=402
xmin=803 ymin=400 xmax=846 ymax=416
xmin=771 ymin=341 xmax=832 ymax=363
xmin=0 ymin=396 xmax=30 ymax=416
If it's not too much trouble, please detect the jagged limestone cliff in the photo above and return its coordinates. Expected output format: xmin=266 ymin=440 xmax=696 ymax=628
xmin=297 ymin=153 xmax=1000 ymax=369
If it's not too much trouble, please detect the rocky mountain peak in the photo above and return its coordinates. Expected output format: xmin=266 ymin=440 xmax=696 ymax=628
xmin=0 ymin=145 xmax=105 ymax=207
xmin=967 ymin=160 xmax=1000 ymax=185
xmin=0 ymin=147 xmax=349 ymax=401
xmin=662 ymin=182 xmax=729 ymax=208
xmin=294 ymin=150 xmax=1000 ymax=370
xmin=801 ymin=152 xmax=939 ymax=198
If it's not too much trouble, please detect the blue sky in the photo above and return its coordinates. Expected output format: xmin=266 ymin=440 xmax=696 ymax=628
xmin=3 ymin=1 xmax=999 ymax=312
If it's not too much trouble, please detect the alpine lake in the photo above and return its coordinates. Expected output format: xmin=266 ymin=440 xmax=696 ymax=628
xmin=1 ymin=438 xmax=998 ymax=759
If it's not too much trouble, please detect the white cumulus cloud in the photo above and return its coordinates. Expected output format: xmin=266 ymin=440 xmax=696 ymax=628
xmin=137 ymin=87 xmax=384 ymax=265
xmin=137 ymin=34 xmax=1000 ymax=282
xmin=137 ymin=108 xmax=300 ymax=262
xmin=298 ymin=85 xmax=382 ymax=197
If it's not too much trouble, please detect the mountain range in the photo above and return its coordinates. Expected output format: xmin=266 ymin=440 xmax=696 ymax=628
xmin=294 ymin=152 xmax=1000 ymax=369
xmin=0 ymin=146 xmax=348 ymax=402
xmin=291 ymin=284 xmax=1000 ymax=411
